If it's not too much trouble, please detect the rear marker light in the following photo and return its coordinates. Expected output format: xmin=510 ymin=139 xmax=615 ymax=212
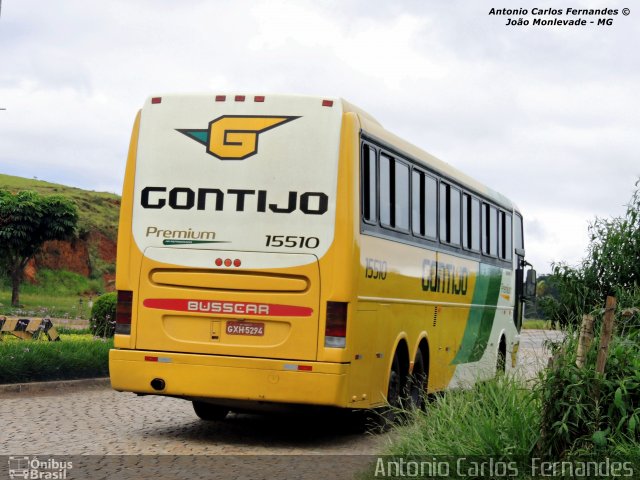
xmin=151 ymin=97 xmax=162 ymax=104
xmin=322 ymin=99 xmax=333 ymax=107
xmin=145 ymin=356 xmax=172 ymax=363
xmin=115 ymin=290 xmax=133 ymax=335
xmin=215 ymin=95 xmax=226 ymax=102
xmin=284 ymin=364 xmax=313 ymax=372
xmin=235 ymin=95 xmax=245 ymax=102
xmin=254 ymin=96 xmax=265 ymax=102
xmin=216 ymin=258 xmax=241 ymax=268
xmin=325 ymin=301 xmax=347 ymax=348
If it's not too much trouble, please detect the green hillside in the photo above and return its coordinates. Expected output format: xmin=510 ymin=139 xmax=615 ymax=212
xmin=0 ymin=173 xmax=120 ymax=240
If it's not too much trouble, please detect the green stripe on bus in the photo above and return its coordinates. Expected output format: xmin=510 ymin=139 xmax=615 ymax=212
xmin=162 ymin=240 xmax=230 ymax=246
xmin=451 ymin=264 xmax=502 ymax=365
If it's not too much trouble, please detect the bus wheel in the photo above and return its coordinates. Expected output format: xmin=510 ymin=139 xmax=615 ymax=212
xmin=496 ymin=339 xmax=506 ymax=376
xmin=387 ymin=352 xmax=403 ymax=410
xmin=192 ymin=401 xmax=229 ymax=421
xmin=407 ymin=349 xmax=428 ymax=410
xmin=379 ymin=351 xmax=406 ymax=429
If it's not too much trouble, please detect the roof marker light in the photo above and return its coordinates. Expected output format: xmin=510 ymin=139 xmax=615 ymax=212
xmin=235 ymin=95 xmax=245 ymax=102
xmin=215 ymin=95 xmax=226 ymax=102
xmin=224 ymin=259 xmax=232 ymax=267
xmin=254 ymin=96 xmax=265 ymax=102
xmin=215 ymin=258 xmax=223 ymax=267
xmin=322 ymin=99 xmax=333 ymax=107
xmin=233 ymin=259 xmax=241 ymax=267
xmin=151 ymin=97 xmax=162 ymax=104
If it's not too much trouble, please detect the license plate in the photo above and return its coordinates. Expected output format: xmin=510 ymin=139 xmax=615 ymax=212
xmin=225 ymin=321 xmax=264 ymax=336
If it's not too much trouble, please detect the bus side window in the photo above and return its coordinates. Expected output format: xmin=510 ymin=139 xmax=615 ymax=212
xmin=425 ymin=175 xmax=437 ymax=238
xmin=380 ymin=154 xmax=392 ymax=228
xmin=440 ymin=182 xmax=461 ymax=246
xmin=394 ymin=161 xmax=409 ymax=231
xmin=380 ymin=153 xmax=409 ymax=232
xmin=514 ymin=213 xmax=524 ymax=251
xmin=503 ymin=212 xmax=512 ymax=260
xmin=362 ymin=145 xmax=377 ymax=223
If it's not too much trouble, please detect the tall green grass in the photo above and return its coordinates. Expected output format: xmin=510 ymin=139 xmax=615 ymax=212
xmin=387 ymin=376 xmax=540 ymax=457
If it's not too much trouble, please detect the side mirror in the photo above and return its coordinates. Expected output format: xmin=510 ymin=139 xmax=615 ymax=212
xmin=524 ymin=269 xmax=537 ymax=299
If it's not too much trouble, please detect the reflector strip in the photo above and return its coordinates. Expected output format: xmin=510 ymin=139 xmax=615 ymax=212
xmin=144 ymin=356 xmax=172 ymax=363
xmin=283 ymin=364 xmax=313 ymax=372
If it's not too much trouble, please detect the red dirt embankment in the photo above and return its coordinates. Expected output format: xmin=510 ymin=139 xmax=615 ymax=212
xmin=24 ymin=232 xmax=117 ymax=291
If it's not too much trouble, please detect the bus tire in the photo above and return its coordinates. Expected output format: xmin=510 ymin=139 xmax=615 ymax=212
xmin=379 ymin=351 xmax=406 ymax=427
xmin=192 ymin=401 xmax=229 ymax=421
xmin=407 ymin=349 xmax=428 ymax=410
xmin=496 ymin=338 xmax=506 ymax=376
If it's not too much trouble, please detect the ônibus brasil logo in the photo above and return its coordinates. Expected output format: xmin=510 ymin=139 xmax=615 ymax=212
xmin=177 ymin=115 xmax=299 ymax=160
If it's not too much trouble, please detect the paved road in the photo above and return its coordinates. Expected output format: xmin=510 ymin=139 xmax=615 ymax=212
xmin=0 ymin=330 xmax=563 ymax=479
xmin=514 ymin=328 xmax=565 ymax=379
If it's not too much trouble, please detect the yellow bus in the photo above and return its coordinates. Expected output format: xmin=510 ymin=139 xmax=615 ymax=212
xmin=109 ymin=94 xmax=536 ymax=420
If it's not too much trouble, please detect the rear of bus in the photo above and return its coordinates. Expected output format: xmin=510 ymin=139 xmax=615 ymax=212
xmin=109 ymin=94 xmax=355 ymax=411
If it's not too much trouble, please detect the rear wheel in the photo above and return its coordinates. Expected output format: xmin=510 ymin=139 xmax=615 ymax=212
xmin=192 ymin=401 xmax=229 ymax=421
xmin=379 ymin=351 xmax=406 ymax=427
xmin=407 ymin=349 xmax=428 ymax=410
xmin=496 ymin=340 xmax=506 ymax=376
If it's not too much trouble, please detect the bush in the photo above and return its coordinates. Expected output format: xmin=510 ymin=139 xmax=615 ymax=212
xmin=540 ymin=180 xmax=640 ymax=329
xmin=537 ymin=316 xmax=640 ymax=457
xmin=90 ymin=292 xmax=116 ymax=337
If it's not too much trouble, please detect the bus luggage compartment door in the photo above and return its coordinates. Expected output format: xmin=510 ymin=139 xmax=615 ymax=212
xmin=135 ymin=248 xmax=320 ymax=361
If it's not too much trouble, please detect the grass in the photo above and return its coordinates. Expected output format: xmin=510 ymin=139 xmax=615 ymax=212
xmin=0 ymin=269 xmax=103 ymax=318
xmin=0 ymin=333 xmax=111 ymax=384
xmin=387 ymin=376 xmax=540 ymax=458
xmin=522 ymin=318 xmax=555 ymax=330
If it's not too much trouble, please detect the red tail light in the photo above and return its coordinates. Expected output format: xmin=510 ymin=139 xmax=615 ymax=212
xmin=115 ymin=290 xmax=133 ymax=335
xmin=325 ymin=301 xmax=347 ymax=348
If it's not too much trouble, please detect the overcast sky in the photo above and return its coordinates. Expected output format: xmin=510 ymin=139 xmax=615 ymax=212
xmin=1 ymin=0 xmax=638 ymax=273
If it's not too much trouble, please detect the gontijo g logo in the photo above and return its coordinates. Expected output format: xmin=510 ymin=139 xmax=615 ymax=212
xmin=177 ymin=115 xmax=299 ymax=160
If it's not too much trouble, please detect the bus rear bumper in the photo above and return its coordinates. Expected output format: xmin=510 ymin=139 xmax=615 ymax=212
xmin=109 ymin=349 xmax=350 ymax=408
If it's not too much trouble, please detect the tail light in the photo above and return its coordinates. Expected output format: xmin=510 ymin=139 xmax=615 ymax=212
xmin=115 ymin=290 xmax=133 ymax=334
xmin=325 ymin=301 xmax=347 ymax=348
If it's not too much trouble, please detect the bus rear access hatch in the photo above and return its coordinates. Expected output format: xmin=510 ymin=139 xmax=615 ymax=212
xmin=133 ymin=248 xmax=320 ymax=361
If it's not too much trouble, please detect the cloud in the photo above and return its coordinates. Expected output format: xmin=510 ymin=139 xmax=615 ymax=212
xmin=0 ymin=0 xmax=638 ymax=272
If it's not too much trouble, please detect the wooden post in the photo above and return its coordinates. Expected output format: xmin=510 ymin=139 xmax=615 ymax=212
xmin=595 ymin=296 xmax=617 ymax=375
xmin=576 ymin=314 xmax=595 ymax=369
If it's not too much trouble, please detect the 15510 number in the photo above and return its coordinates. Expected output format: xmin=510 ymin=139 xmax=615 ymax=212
xmin=265 ymin=235 xmax=320 ymax=249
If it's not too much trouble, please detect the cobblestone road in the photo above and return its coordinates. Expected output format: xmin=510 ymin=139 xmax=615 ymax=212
xmin=0 ymin=330 xmax=562 ymax=479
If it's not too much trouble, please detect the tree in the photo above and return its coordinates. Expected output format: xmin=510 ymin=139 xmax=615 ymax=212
xmin=540 ymin=180 xmax=640 ymax=328
xmin=0 ymin=190 xmax=78 ymax=306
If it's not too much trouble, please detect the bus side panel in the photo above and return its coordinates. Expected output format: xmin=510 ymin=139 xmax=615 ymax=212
xmin=115 ymin=111 xmax=144 ymax=350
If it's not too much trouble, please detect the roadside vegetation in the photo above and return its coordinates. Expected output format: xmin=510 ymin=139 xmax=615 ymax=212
xmin=383 ymin=181 xmax=640 ymax=472
xmin=0 ymin=330 xmax=112 ymax=384
xmin=0 ymin=269 xmax=103 ymax=318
